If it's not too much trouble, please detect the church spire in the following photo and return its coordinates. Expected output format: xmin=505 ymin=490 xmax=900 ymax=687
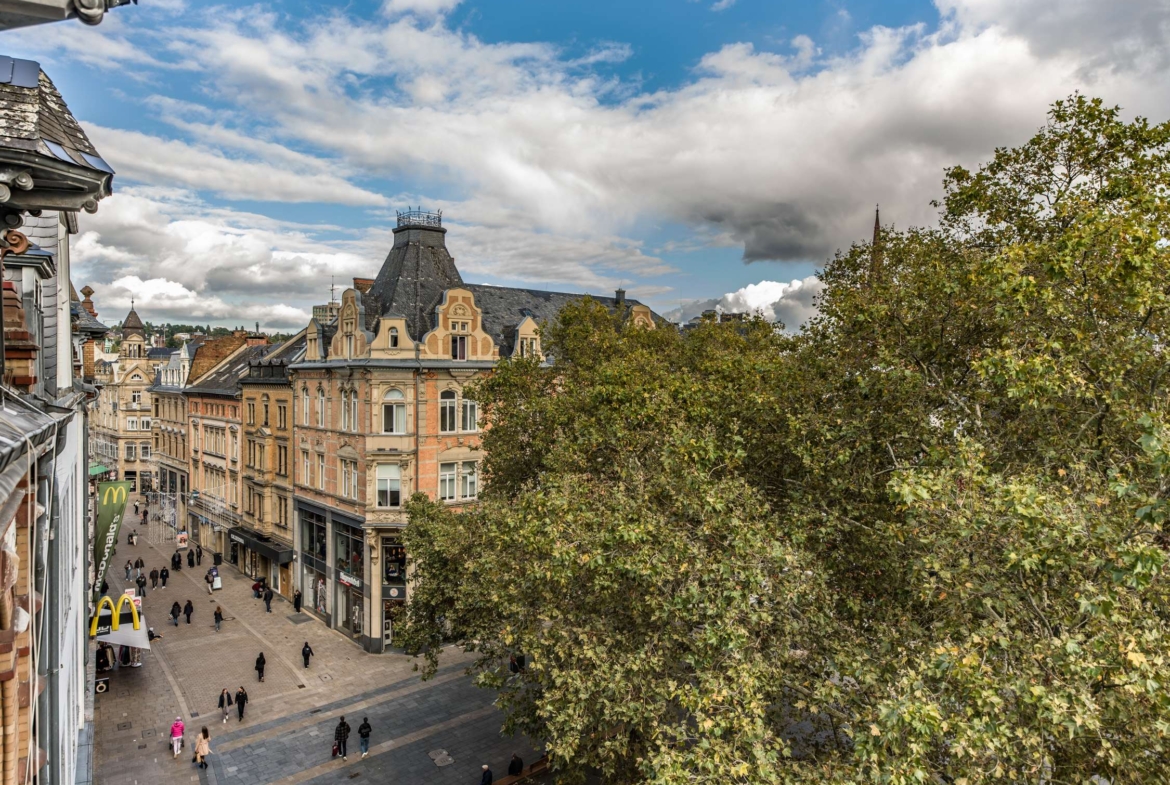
xmin=868 ymin=205 xmax=882 ymax=286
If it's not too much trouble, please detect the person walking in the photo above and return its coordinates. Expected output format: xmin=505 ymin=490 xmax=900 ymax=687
xmin=133 ymin=500 xmax=140 ymax=518
xmin=169 ymin=717 xmax=185 ymax=758
xmin=135 ymin=572 xmax=147 ymax=596
xmin=263 ymin=586 xmax=274 ymax=613
xmin=141 ymin=509 xmax=147 ymax=527
xmin=334 ymin=716 xmax=351 ymax=761
xmin=357 ymin=717 xmax=372 ymax=758
xmin=480 ymin=764 xmax=493 ymax=785
xmin=217 ymin=689 xmax=233 ymax=723
xmin=124 ymin=560 xmax=132 ymax=581
xmin=205 ymin=572 xmax=214 ymax=595
xmin=160 ymin=566 xmax=169 ymax=588
xmin=234 ymin=686 xmax=248 ymax=721
xmin=183 ymin=599 xmax=194 ymax=624
xmin=196 ymin=544 xmax=203 ymax=565
xmin=170 ymin=601 xmax=182 ymax=627
xmin=301 ymin=641 xmax=314 ymax=669
xmin=172 ymin=551 xmax=181 ymax=572
xmin=508 ymin=754 xmax=524 ymax=776
xmin=149 ymin=568 xmax=159 ymax=589
xmin=254 ymin=652 xmax=266 ymax=682
xmin=194 ymin=727 xmax=210 ymax=769
xmin=134 ymin=557 xmax=145 ymax=579
xmin=187 ymin=549 xmax=195 ymax=568
xmin=214 ymin=606 xmax=224 ymax=632
xmin=293 ymin=589 xmax=302 ymax=613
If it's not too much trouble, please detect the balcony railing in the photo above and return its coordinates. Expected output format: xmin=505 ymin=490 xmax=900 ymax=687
xmin=396 ymin=208 xmax=442 ymax=229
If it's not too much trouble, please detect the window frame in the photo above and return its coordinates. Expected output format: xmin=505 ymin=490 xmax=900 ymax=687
xmin=439 ymin=390 xmax=457 ymax=434
xmin=376 ymin=464 xmax=401 ymax=509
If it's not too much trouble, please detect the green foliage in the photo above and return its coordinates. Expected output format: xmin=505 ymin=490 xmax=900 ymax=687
xmin=399 ymin=95 xmax=1170 ymax=783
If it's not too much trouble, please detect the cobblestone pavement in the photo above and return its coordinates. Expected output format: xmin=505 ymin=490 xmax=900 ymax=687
xmin=94 ymin=531 xmax=538 ymax=784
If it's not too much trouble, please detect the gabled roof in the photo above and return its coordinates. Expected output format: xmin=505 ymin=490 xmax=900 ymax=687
xmin=147 ymin=347 xmax=175 ymax=359
xmin=187 ymin=335 xmax=247 ymax=384
xmin=186 ymin=343 xmax=274 ymax=397
xmin=70 ymin=300 xmax=107 ymax=336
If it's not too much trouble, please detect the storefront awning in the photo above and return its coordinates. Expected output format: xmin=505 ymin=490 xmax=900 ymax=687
xmin=88 ymin=463 xmax=110 ymax=477
xmin=229 ymin=527 xmax=294 ymax=565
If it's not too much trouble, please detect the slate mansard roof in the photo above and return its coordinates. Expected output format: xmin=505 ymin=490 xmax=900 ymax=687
xmin=362 ymin=218 xmax=659 ymax=356
xmin=186 ymin=344 xmax=275 ymax=397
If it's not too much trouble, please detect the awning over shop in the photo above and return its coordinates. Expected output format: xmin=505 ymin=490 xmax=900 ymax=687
xmin=88 ymin=463 xmax=110 ymax=477
xmin=229 ymin=527 xmax=294 ymax=565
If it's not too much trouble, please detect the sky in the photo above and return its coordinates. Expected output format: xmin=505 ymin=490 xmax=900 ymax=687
xmin=3 ymin=0 xmax=1169 ymax=330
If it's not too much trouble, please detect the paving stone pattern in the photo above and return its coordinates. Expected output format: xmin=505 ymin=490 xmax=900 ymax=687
xmin=94 ymin=533 xmax=537 ymax=784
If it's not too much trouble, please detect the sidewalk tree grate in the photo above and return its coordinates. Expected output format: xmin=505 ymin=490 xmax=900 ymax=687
xmin=116 ymin=722 xmax=131 ymax=731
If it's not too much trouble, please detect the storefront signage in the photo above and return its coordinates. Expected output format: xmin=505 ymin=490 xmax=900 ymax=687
xmin=89 ymin=593 xmax=141 ymax=637
xmin=384 ymin=585 xmax=406 ymax=601
xmin=92 ymin=480 xmax=132 ymax=599
xmin=230 ymin=533 xmax=245 ymax=545
xmin=337 ymin=571 xmax=362 ymax=589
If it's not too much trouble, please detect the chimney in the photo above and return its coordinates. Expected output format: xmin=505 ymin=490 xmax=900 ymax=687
xmin=3 ymin=281 xmax=37 ymax=389
xmin=615 ymin=288 xmax=626 ymax=307
xmin=353 ymin=278 xmax=375 ymax=295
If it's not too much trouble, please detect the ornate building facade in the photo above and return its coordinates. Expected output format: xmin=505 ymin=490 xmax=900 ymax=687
xmin=90 ymin=304 xmax=171 ymax=494
xmin=290 ymin=211 xmax=656 ymax=651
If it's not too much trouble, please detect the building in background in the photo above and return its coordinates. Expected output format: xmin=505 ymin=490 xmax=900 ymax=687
xmin=185 ymin=332 xmax=269 ymax=560
xmin=238 ymin=333 xmax=305 ymax=598
xmin=289 ymin=211 xmax=658 ymax=651
xmin=147 ymin=338 xmax=201 ymax=536
xmin=89 ymin=304 xmax=172 ymax=495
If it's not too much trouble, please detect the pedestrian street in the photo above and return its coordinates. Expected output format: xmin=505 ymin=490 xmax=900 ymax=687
xmin=94 ymin=532 xmax=538 ymax=784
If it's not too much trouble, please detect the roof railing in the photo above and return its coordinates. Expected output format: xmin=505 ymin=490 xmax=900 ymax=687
xmin=396 ymin=208 xmax=442 ymax=229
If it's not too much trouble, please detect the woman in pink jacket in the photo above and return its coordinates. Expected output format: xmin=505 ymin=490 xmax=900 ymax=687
xmin=169 ymin=717 xmax=185 ymax=758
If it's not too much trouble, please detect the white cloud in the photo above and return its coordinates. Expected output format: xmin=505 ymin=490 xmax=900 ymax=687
xmin=26 ymin=0 xmax=1170 ymax=327
xmin=711 ymin=0 xmax=737 ymax=11
xmin=100 ymin=276 xmax=310 ymax=329
xmin=665 ymin=276 xmax=823 ymax=330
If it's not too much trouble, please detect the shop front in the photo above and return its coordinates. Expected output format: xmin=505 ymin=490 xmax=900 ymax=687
xmin=229 ymin=526 xmax=294 ymax=586
xmin=334 ymin=520 xmax=365 ymax=641
xmin=381 ymin=537 xmax=407 ymax=649
xmin=297 ymin=504 xmax=330 ymax=622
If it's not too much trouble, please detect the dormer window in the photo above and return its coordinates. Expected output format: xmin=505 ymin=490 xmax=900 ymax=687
xmin=450 ymin=323 xmax=468 ymax=361
xmin=389 ymin=327 xmax=399 ymax=348
xmin=517 ymin=337 xmax=539 ymax=358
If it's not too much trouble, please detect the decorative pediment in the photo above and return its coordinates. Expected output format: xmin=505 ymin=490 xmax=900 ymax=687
xmin=419 ymin=288 xmax=497 ymax=361
xmin=337 ymin=444 xmax=360 ymax=461
xmin=329 ymin=289 xmax=375 ymax=360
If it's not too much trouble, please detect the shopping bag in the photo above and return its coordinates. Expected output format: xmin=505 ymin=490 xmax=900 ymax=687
xmin=332 ymin=741 xmax=339 ymax=758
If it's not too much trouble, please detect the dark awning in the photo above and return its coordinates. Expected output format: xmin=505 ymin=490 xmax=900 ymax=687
xmin=228 ymin=527 xmax=294 ymax=565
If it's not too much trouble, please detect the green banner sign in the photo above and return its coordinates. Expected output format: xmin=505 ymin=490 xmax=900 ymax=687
xmin=93 ymin=481 xmax=131 ymax=597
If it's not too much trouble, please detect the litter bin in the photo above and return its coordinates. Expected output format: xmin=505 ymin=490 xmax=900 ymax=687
xmin=213 ymin=552 xmax=223 ymax=566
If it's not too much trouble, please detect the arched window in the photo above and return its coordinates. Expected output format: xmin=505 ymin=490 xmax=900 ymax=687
xmin=317 ymin=388 xmax=325 ymax=427
xmin=439 ymin=390 xmax=457 ymax=433
xmin=382 ymin=389 xmax=406 ymax=434
xmin=389 ymin=327 xmax=399 ymax=348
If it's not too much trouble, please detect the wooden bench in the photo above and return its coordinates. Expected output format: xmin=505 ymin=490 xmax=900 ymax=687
xmin=495 ymin=756 xmax=549 ymax=784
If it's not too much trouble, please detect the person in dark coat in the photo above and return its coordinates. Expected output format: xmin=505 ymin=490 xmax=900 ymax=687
xmin=357 ymin=717 xmax=372 ymax=758
xmin=217 ymin=688 xmax=233 ymax=723
xmin=183 ymin=600 xmax=194 ymax=624
xmin=334 ymin=716 xmax=351 ymax=760
xmin=234 ymin=686 xmax=248 ymax=721
xmin=214 ymin=606 xmax=224 ymax=632
xmin=480 ymin=764 xmax=493 ymax=785
xmin=170 ymin=602 xmax=182 ymax=626
xmin=293 ymin=589 xmax=302 ymax=613
xmin=134 ymin=557 xmax=145 ymax=579
xmin=263 ymin=586 xmax=274 ymax=613
xmin=508 ymin=754 xmax=523 ymax=776
xmin=187 ymin=549 xmax=195 ymax=568
xmin=255 ymin=652 xmax=266 ymax=682
xmin=149 ymin=568 xmax=159 ymax=589
xmin=301 ymin=642 xmax=314 ymax=669
xmin=135 ymin=573 xmax=147 ymax=595
xmin=159 ymin=566 xmax=169 ymax=588
xmin=172 ymin=552 xmax=181 ymax=571
xmin=196 ymin=545 xmax=203 ymax=565
xmin=100 ymin=579 xmax=108 ymax=596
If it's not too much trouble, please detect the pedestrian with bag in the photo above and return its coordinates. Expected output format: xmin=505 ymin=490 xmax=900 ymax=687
xmin=217 ymin=689 xmax=233 ymax=723
xmin=193 ymin=727 xmax=210 ymax=769
xmin=357 ymin=717 xmax=372 ymax=758
xmin=235 ymin=686 xmax=248 ymax=721
xmin=263 ymin=586 xmax=274 ymax=613
xmin=301 ymin=641 xmax=314 ymax=669
xmin=205 ymin=572 xmax=213 ymax=595
xmin=183 ymin=599 xmax=194 ymax=624
xmin=255 ymin=652 xmax=266 ymax=682
xmin=169 ymin=717 xmax=185 ymax=758
xmin=160 ymin=566 xmax=169 ymax=588
xmin=293 ymin=589 xmax=302 ymax=613
xmin=333 ymin=716 xmax=351 ymax=761
xmin=170 ymin=601 xmax=182 ymax=626
xmin=187 ymin=549 xmax=195 ymax=568
xmin=149 ymin=568 xmax=159 ymax=589
xmin=196 ymin=544 xmax=203 ymax=565
xmin=214 ymin=606 xmax=224 ymax=632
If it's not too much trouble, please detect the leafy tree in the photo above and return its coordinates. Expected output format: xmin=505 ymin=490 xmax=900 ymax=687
xmin=400 ymin=96 xmax=1170 ymax=783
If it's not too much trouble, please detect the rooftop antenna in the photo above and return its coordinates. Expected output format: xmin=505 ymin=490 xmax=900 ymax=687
xmin=330 ymin=276 xmax=337 ymax=305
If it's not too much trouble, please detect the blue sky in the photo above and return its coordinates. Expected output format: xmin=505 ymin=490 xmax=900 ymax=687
xmin=3 ymin=0 xmax=1165 ymax=329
